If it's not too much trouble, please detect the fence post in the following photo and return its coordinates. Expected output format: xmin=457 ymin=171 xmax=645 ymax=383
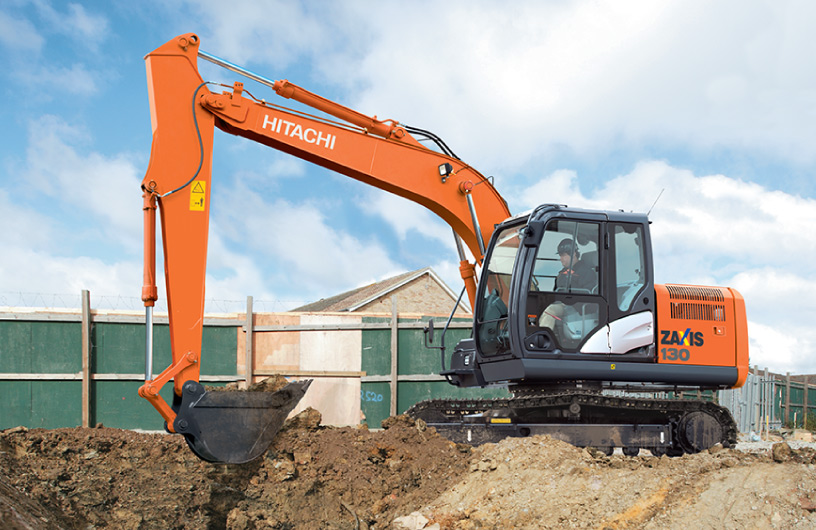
xmin=805 ymin=375 xmax=810 ymax=430
xmin=81 ymin=290 xmax=91 ymax=428
xmin=390 ymin=296 xmax=398 ymax=417
xmin=764 ymin=367 xmax=772 ymax=435
xmin=244 ymin=296 xmax=254 ymax=389
xmin=785 ymin=372 xmax=791 ymax=426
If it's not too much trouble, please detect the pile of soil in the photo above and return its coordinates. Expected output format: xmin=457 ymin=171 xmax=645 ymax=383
xmin=421 ymin=436 xmax=816 ymax=529
xmin=0 ymin=412 xmax=470 ymax=529
xmin=2 ymin=411 xmax=816 ymax=529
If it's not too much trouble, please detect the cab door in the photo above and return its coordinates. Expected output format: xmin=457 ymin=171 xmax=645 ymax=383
xmin=522 ymin=217 xmax=608 ymax=354
xmin=602 ymin=221 xmax=656 ymax=354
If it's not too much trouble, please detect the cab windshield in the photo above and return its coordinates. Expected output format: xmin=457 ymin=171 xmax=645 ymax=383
xmin=476 ymin=224 xmax=523 ymax=356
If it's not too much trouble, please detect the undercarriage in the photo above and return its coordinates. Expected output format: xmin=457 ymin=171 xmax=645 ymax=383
xmin=406 ymin=387 xmax=737 ymax=456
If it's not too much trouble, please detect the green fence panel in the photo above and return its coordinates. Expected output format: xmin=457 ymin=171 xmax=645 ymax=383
xmin=360 ymin=316 xmax=510 ymax=428
xmin=33 ymin=323 xmax=82 ymax=373
xmin=3 ymin=381 xmax=30 ymax=426
xmin=2 ymin=318 xmax=238 ymax=431
xmin=360 ymin=382 xmax=390 ymax=427
xmin=1 ymin=381 xmax=81 ymax=429
xmin=396 ymin=318 xmax=471 ymax=376
xmin=0 ymin=321 xmax=81 ymax=373
xmin=93 ymin=322 xmax=170 ymax=373
xmin=94 ymin=323 xmax=236 ymax=375
xmin=360 ymin=317 xmax=391 ymax=426
xmin=361 ymin=317 xmax=391 ymax=377
xmin=92 ymin=381 xmax=175 ymax=430
xmin=789 ymin=383 xmax=805 ymax=405
xmin=201 ymin=326 xmax=239 ymax=376
xmin=779 ymin=385 xmax=786 ymax=423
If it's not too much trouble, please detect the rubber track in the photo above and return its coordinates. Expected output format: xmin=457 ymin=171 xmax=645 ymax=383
xmin=406 ymin=392 xmax=738 ymax=455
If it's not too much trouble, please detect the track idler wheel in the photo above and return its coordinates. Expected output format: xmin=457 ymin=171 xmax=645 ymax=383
xmin=677 ymin=411 xmax=723 ymax=454
xmin=172 ymin=379 xmax=312 ymax=464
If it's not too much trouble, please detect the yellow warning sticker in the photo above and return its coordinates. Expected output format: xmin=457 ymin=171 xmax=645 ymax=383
xmin=189 ymin=181 xmax=206 ymax=211
xmin=489 ymin=418 xmax=512 ymax=424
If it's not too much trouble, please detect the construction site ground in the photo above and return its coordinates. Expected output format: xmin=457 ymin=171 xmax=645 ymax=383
xmin=2 ymin=412 xmax=816 ymax=530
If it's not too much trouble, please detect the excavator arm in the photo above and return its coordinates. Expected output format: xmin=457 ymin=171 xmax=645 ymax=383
xmin=138 ymin=33 xmax=511 ymax=463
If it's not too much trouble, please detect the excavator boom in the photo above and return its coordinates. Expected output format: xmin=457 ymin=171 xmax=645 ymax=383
xmin=138 ymin=34 xmax=511 ymax=463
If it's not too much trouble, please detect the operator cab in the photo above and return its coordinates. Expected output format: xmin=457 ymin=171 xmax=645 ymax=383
xmin=445 ymin=204 xmax=657 ymax=387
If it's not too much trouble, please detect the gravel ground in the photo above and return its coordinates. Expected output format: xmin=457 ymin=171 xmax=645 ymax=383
xmin=736 ymin=440 xmax=816 ymax=453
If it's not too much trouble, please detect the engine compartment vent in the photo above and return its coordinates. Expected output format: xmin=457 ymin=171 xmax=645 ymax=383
xmin=665 ymin=285 xmax=725 ymax=302
xmin=670 ymin=302 xmax=726 ymax=321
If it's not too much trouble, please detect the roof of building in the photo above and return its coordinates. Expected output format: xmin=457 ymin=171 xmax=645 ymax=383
xmin=292 ymin=267 xmax=467 ymax=313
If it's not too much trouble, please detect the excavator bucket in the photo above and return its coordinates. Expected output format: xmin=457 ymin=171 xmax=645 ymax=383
xmin=171 ymin=379 xmax=312 ymax=464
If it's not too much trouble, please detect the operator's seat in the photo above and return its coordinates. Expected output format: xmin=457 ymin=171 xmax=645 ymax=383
xmin=581 ymin=250 xmax=599 ymax=294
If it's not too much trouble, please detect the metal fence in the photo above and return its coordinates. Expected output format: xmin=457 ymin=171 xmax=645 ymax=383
xmin=719 ymin=370 xmax=780 ymax=435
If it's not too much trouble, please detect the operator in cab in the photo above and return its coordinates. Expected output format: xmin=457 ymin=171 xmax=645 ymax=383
xmin=539 ymin=238 xmax=597 ymax=330
xmin=553 ymin=238 xmax=595 ymax=292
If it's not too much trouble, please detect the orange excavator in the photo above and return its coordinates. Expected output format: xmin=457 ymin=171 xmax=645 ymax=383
xmin=139 ymin=34 xmax=749 ymax=464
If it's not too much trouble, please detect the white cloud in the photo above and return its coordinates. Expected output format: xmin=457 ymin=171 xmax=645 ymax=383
xmin=746 ymin=323 xmax=815 ymax=376
xmin=32 ymin=0 xmax=108 ymax=47
xmin=203 ymin=230 xmax=279 ymax=309
xmin=16 ymin=63 xmax=100 ymax=95
xmin=0 ymin=115 xmax=146 ymax=308
xmin=214 ymin=180 xmax=400 ymax=299
xmin=186 ymin=0 xmax=339 ymax=69
xmin=0 ymin=188 xmax=53 ymax=249
xmin=360 ymin=192 xmax=453 ymax=247
xmin=0 ymin=10 xmax=44 ymax=52
xmin=0 ymin=246 xmax=139 ymax=301
xmin=729 ymin=269 xmax=816 ymax=373
xmin=185 ymin=1 xmax=816 ymax=173
xmin=22 ymin=115 xmax=143 ymax=247
xmin=0 ymin=5 xmax=107 ymax=101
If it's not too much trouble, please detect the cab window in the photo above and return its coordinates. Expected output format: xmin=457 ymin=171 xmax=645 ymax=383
xmin=527 ymin=220 xmax=601 ymax=350
xmin=613 ymin=223 xmax=646 ymax=311
xmin=476 ymin=225 xmax=522 ymax=356
xmin=530 ymin=220 xmax=599 ymax=294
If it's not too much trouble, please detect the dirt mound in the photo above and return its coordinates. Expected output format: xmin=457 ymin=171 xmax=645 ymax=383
xmin=227 ymin=414 xmax=470 ymax=529
xmin=2 ymin=420 xmax=816 ymax=529
xmin=0 ymin=425 xmax=213 ymax=529
xmin=0 ymin=414 xmax=470 ymax=529
xmin=419 ymin=435 xmax=816 ymax=529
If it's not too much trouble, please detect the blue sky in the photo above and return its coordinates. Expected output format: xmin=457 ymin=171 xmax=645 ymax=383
xmin=1 ymin=1 xmax=815 ymax=374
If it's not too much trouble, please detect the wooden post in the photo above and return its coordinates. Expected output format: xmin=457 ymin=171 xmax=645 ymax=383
xmin=390 ymin=296 xmax=398 ymax=417
xmin=244 ymin=296 xmax=254 ymax=389
xmin=785 ymin=372 xmax=791 ymax=426
xmin=81 ymin=290 xmax=91 ymax=428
